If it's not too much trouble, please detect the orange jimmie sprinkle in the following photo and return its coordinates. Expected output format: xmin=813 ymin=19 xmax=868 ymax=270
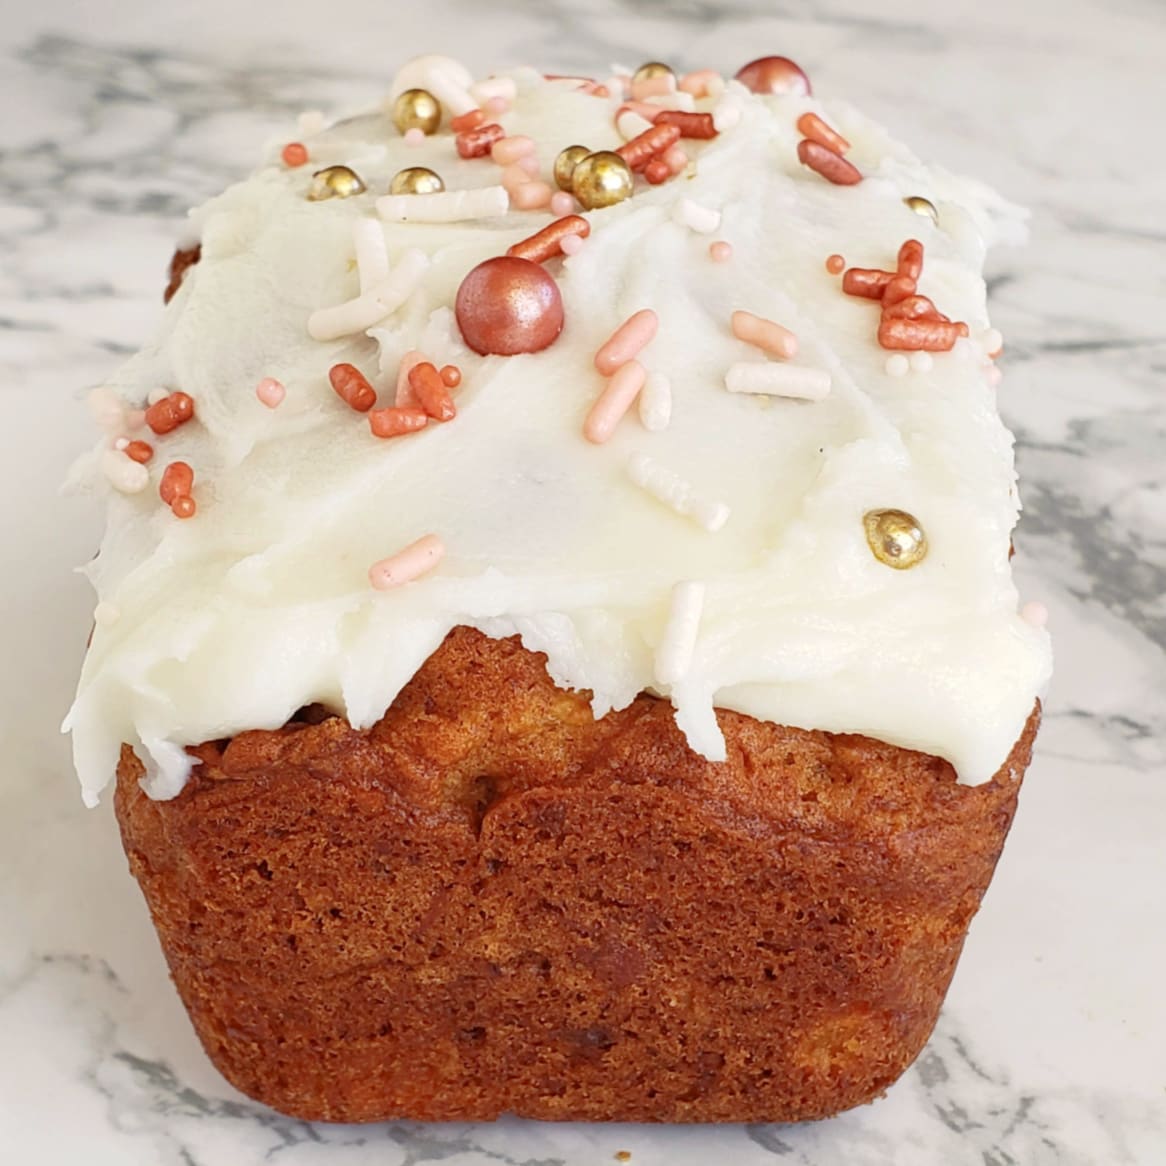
xmin=329 ymin=363 xmax=377 ymax=412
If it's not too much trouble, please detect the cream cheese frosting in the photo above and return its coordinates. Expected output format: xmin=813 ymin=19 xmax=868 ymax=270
xmin=65 ymin=60 xmax=1052 ymax=806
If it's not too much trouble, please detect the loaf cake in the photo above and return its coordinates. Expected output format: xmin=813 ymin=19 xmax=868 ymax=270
xmin=68 ymin=52 xmax=1052 ymax=1123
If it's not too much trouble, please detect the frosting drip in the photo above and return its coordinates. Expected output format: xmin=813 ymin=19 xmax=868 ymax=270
xmin=65 ymin=66 xmax=1052 ymax=805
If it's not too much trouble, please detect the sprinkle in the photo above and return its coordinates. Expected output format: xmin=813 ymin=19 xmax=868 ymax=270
xmin=584 ymin=361 xmax=647 ymax=444
xmin=329 ymin=363 xmax=378 ymax=412
xmin=507 ymin=215 xmax=591 ymax=263
xmin=404 ymin=127 xmax=426 ymax=147
xmin=909 ymin=350 xmax=934 ymax=373
xmin=984 ymin=328 xmax=1004 ymax=358
xmin=425 ymin=66 xmax=478 ymax=116
xmin=654 ymin=110 xmax=717 ymax=139
xmin=678 ymin=68 xmax=722 ymax=97
xmin=825 ymin=254 xmax=845 ymax=274
xmin=281 ymin=142 xmax=309 ymax=167
xmin=709 ymin=241 xmax=733 ymax=262
xmin=456 ymin=122 xmax=505 ymax=159
xmin=93 ymin=601 xmax=121 ymax=628
xmin=595 ymin=310 xmax=659 ymax=376
xmin=885 ymin=354 xmax=910 ymax=377
xmin=123 ymin=439 xmax=154 ymax=463
xmin=159 ymin=457 xmax=195 ymax=513
xmin=307 ymin=249 xmax=430 ymax=340
xmin=725 ymin=362 xmax=831 ymax=400
xmin=500 ymin=164 xmax=534 ymax=193
xmin=618 ymin=99 xmax=666 ymax=123
xmin=550 ymin=190 xmax=576 ymax=216
xmin=114 ymin=437 xmax=128 ymax=450
xmin=627 ymin=452 xmax=729 ymax=532
xmin=878 ymin=317 xmax=962 ymax=352
xmin=511 ymin=180 xmax=553 ymax=210
xmin=796 ymin=112 xmax=850 ymax=154
xmin=395 ymin=351 xmax=426 ymax=407
xmin=883 ymin=294 xmax=940 ymax=320
xmin=100 ymin=449 xmax=149 ymax=494
xmin=632 ymin=74 xmax=676 ymax=100
xmin=654 ymin=581 xmax=705 ymax=687
xmin=560 ymin=233 xmax=585 ymax=257
xmin=711 ymin=98 xmax=743 ymax=133
xmin=797 ymin=139 xmax=862 ymax=185
xmin=842 ymin=268 xmax=894 ymax=299
xmin=352 ymin=217 xmax=390 ymax=293
xmin=126 ymin=409 xmax=146 ymax=429
xmin=485 ymin=95 xmax=510 ymax=116
xmin=369 ymin=406 xmax=429 ymax=438
xmin=87 ymin=386 xmax=128 ymax=433
xmin=171 ymin=495 xmax=197 ymax=519
xmin=664 ymin=146 xmax=689 ymax=176
xmin=440 ymin=365 xmax=462 ymax=388
xmin=376 ymin=186 xmax=509 ymax=223
xmin=471 ymin=76 xmax=518 ymax=105
xmin=369 ymin=533 xmax=445 ymax=590
xmin=883 ymin=274 xmax=918 ymax=306
xmin=617 ymin=123 xmax=681 ymax=172
xmin=408 ymin=362 xmax=457 ymax=421
xmin=731 ymin=310 xmax=798 ymax=359
xmin=450 ymin=108 xmax=486 ymax=133
xmin=638 ymin=371 xmax=672 ymax=431
xmin=644 ymin=157 xmax=672 ymax=184
xmin=672 ymin=197 xmax=721 ymax=235
xmin=897 ymin=239 xmax=924 ymax=281
xmin=643 ymin=91 xmax=696 ymax=112
xmin=491 ymin=135 xmax=536 ymax=165
xmin=617 ymin=109 xmax=656 ymax=141
xmin=145 ymin=391 xmax=195 ymax=435
xmin=255 ymin=377 xmax=286 ymax=409
xmin=1021 ymin=600 xmax=1049 ymax=628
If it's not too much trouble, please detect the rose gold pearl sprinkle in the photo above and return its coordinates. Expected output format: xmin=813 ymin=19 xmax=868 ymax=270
xmin=709 ymin=241 xmax=733 ymax=262
xmin=281 ymin=142 xmax=309 ymax=167
xmin=171 ymin=495 xmax=197 ymax=519
xmin=440 ymin=365 xmax=462 ymax=388
xmin=255 ymin=377 xmax=286 ymax=408
xmin=368 ymin=534 xmax=444 ymax=590
xmin=826 ymin=254 xmax=845 ymax=274
xmin=584 ymin=360 xmax=647 ymax=444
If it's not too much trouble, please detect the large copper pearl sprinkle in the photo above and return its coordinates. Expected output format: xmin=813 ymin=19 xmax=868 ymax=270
xmin=455 ymin=257 xmax=564 ymax=356
xmin=735 ymin=56 xmax=812 ymax=96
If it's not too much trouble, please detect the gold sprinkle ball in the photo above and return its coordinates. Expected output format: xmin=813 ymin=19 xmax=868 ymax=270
xmin=863 ymin=508 xmax=928 ymax=569
xmin=904 ymin=195 xmax=939 ymax=224
xmin=392 ymin=88 xmax=442 ymax=135
xmin=571 ymin=151 xmax=634 ymax=211
xmin=389 ymin=166 xmax=445 ymax=196
xmin=307 ymin=165 xmax=367 ymax=201
xmin=554 ymin=144 xmax=592 ymax=192
xmin=632 ymin=61 xmax=675 ymax=85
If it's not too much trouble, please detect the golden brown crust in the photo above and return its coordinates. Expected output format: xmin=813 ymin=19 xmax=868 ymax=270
xmin=115 ymin=627 xmax=1037 ymax=1123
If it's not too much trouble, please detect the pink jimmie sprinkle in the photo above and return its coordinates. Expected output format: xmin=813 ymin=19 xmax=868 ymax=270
xmin=560 ymin=233 xmax=585 ymax=256
xmin=404 ymin=127 xmax=426 ymax=147
xmin=369 ymin=533 xmax=445 ymax=590
xmin=709 ymin=241 xmax=733 ymax=263
xmin=550 ymin=190 xmax=576 ymax=216
xmin=256 ymin=377 xmax=286 ymax=408
xmin=1021 ymin=601 xmax=1049 ymax=628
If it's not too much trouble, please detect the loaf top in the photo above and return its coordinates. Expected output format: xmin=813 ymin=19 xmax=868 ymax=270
xmin=66 ymin=55 xmax=1051 ymax=805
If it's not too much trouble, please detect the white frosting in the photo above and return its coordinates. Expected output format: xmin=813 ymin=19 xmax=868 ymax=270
xmin=65 ymin=66 xmax=1052 ymax=806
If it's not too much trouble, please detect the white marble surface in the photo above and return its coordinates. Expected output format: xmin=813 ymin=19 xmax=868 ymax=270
xmin=1 ymin=1 xmax=1163 ymax=1162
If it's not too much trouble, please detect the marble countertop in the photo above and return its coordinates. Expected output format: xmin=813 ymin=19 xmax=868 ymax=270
xmin=1 ymin=0 xmax=1163 ymax=1162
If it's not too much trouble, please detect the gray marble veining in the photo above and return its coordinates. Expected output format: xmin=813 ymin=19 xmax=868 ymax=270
xmin=1 ymin=1 xmax=1163 ymax=1163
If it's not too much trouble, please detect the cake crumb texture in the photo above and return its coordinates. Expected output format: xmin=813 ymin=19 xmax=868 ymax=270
xmin=115 ymin=628 xmax=1036 ymax=1123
